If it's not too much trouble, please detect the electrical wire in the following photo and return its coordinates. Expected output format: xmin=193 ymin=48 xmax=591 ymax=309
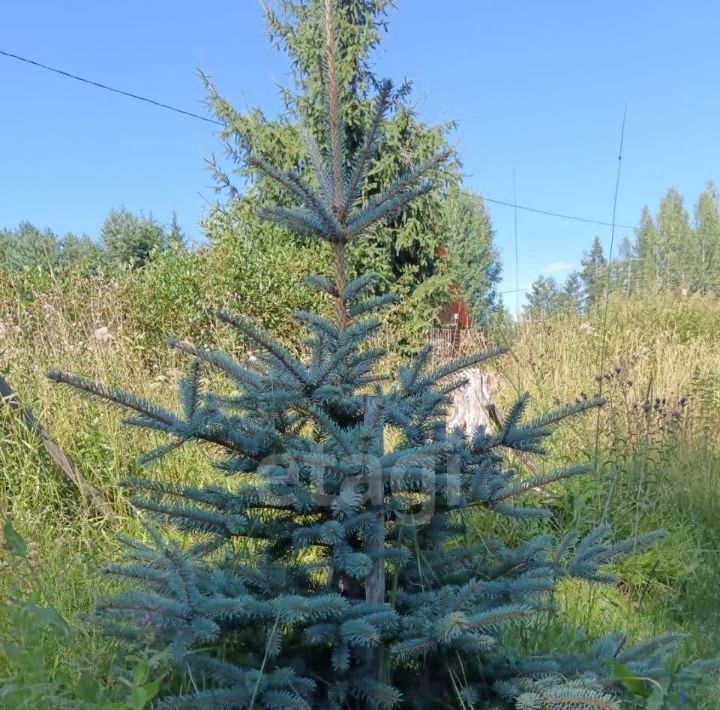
xmin=1 ymin=47 xmax=640 ymax=233
xmin=0 ymin=49 xmax=222 ymax=126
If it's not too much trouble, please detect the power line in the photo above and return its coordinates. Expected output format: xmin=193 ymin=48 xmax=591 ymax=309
xmin=0 ymin=47 xmax=639 ymax=233
xmin=474 ymin=195 xmax=637 ymax=231
xmin=0 ymin=49 xmax=222 ymax=126
xmin=598 ymin=105 xmax=627 ymax=521
xmin=512 ymin=170 xmax=519 ymax=318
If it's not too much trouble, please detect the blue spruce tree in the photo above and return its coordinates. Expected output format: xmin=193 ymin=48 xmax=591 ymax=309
xmin=50 ymin=2 xmax=714 ymax=707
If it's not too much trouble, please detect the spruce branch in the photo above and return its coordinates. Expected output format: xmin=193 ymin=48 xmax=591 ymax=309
xmin=216 ymin=311 xmax=310 ymax=386
xmin=257 ymin=205 xmax=332 ymax=241
xmin=341 ymin=79 xmax=393 ymax=219
xmin=301 ymin=125 xmax=335 ymax=201
xmin=345 ymin=150 xmax=452 ymax=239
xmin=248 ymin=154 xmax=340 ymax=239
xmin=48 ymin=371 xmax=179 ymax=428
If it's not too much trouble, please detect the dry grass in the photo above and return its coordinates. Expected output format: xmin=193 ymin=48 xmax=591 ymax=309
xmin=1 ymin=271 xmax=719 ymax=702
xmin=480 ymin=293 xmax=720 ymax=674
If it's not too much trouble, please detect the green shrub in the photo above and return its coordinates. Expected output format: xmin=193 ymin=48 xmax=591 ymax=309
xmin=0 ymin=520 xmax=165 ymax=709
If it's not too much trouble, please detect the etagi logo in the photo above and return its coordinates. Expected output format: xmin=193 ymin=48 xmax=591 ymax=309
xmin=254 ymin=450 xmax=463 ymax=525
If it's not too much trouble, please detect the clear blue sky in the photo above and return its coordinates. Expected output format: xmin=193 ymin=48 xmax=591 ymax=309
xmin=2 ymin=1 xmax=719 ymax=309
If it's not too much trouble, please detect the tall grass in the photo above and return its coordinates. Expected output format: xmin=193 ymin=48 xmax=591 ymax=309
xmin=1 ymin=268 xmax=719 ymax=703
xmin=485 ymin=292 xmax=720 ymax=674
xmin=0 ymin=268 xmax=224 ymax=700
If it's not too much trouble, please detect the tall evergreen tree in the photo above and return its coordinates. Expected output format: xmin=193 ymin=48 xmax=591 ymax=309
xmin=579 ymin=236 xmax=607 ymax=310
xmin=559 ymin=271 xmax=584 ymax=314
xmin=442 ymin=189 xmax=501 ymax=325
xmin=0 ymin=222 xmax=107 ymax=275
xmin=610 ymin=235 xmax=636 ymax=294
xmin=202 ymin=0 xmax=472 ymax=347
xmin=633 ymin=206 xmax=660 ymax=290
xmin=1 ymin=221 xmax=60 ymax=274
xmin=51 ymin=2 xmax=711 ymax=707
xmin=694 ymin=181 xmax=720 ymax=293
xmin=586 ymin=185 xmax=720 ymax=298
xmin=654 ymin=188 xmax=690 ymax=288
xmin=168 ymin=211 xmax=187 ymax=250
xmin=525 ymin=274 xmax=561 ymax=315
xmin=100 ymin=207 xmax=168 ymax=268
xmin=57 ymin=232 xmax=103 ymax=273
xmin=626 ymin=186 xmax=720 ymax=295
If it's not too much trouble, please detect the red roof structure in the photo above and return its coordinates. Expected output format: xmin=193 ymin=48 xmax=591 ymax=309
xmin=438 ymin=284 xmax=471 ymax=329
xmin=432 ymin=246 xmax=471 ymax=348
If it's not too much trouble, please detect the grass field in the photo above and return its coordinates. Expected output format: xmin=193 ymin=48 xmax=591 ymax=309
xmin=1 ymin=273 xmax=719 ymax=706
xmin=490 ymin=294 xmax=720 ymax=683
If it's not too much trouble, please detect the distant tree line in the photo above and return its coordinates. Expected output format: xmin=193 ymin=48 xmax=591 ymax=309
xmin=0 ymin=208 xmax=185 ymax=276
xmin=526 ymin=182 xmax=720 ymax=316
xmin=0 ymin=193 xmax=501 ymax=359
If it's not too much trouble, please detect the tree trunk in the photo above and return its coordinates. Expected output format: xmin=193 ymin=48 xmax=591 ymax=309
xmin=364 ymin=396 xmax=385 ymax=605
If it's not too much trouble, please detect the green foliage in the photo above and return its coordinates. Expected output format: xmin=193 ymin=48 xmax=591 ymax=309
xmin=121 ymin=206 xmax=328 ymax=351
xmin=559 ymin=272 xmax=584 ymax=315
xmin=167 ymin=212 xmax=185 ymax=249
xmin=525 ymin=274 xmax=561 ymax=315
xmin=609 ymin=657 xmax=720 ymax=709
xmin=524 ymin=272 xmax=586 ymax=318
xmin=49 ymin=3 xmax=713 ymax=707
xmin=493 ymin=292 xmax=720 ymax=704
xmin=519 ymin=247 xmax=613 ymax=318
xmin=655 ymin=188 xmax=692 ymax=286
xmin=0 ymin=221 xmax=61 ymax=274
xmin=537 ymin=182 xmax=720 ymax=317
xmin=119 ymin=244 xmax=217 ymax=350
xmin=58 ymin=233 xmax=103 ymax=272
xmin=203 ymin=200 xmax=330 ymax=342
xmin=100 ymin=208 xmax=169 ymax=268
xmin=443 ymin=189 xmax=501 ymax=324
xmin=0 ymin=208 xmax=181 ymax=293
xmin=202 ymin=0 xmax=495 ymax=349
xmin=0 ymin=1 xmax=502 ymax=350
xmin=0 ymin=520 xmax=165 ymax=709
xmin=693 ymin=182 xmax=720 ymax=292
xmin=615 ymin=183 xmax=720 ymax=296
xmin=579 ymin=236 xmax=607 ymax=309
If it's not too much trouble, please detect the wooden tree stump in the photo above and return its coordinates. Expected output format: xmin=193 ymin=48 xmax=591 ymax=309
xmin=447 ymin=368 xmax=501 ymax=438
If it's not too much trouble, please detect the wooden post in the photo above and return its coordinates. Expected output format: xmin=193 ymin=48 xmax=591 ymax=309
xmin=0 ymin=375 xmax=114 ymax=519
xmin=364 ymin=396 xmax=385 ymax=606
